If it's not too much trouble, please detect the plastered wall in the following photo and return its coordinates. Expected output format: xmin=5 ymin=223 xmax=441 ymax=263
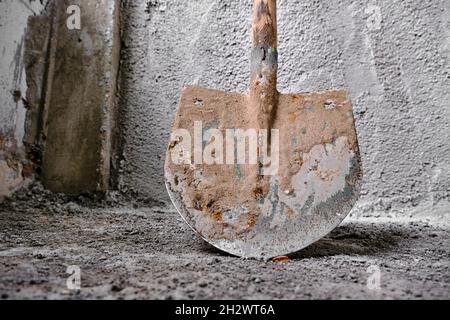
xmin=118 ymin=0 xmax=450 ymax=217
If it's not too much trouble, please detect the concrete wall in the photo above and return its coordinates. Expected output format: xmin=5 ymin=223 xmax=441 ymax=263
xmin=41 ymin=0 xmax=120 ymax=194
xmin=118 ymin=0 xmax=450 ymax=217
xmin=0 ymin=0 xmax=120 ymax=196
xmin=0 ymin=0 xmax=48 ymax=197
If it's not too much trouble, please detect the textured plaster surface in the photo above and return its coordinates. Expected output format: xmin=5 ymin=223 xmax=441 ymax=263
xmin=118 ymin=0 xmax=450 ymax=217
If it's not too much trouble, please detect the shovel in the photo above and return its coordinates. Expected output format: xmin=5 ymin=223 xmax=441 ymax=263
xmin=165 ymin=0 xmax=362 ymax=259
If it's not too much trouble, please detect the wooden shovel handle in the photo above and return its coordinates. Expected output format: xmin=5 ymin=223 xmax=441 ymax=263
xmin=252 ymin=0 xmax=277 ymax=49
xmin=250 ymin=0 xmax=278 ymax=130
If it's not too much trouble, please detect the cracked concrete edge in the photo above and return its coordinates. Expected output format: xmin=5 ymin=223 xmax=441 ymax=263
xmin=100 ymin=0 xmax=121 ymax=193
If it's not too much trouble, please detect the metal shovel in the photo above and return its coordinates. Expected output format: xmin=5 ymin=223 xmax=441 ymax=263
xmin=165 ymin=0 xmax=362 ymax=259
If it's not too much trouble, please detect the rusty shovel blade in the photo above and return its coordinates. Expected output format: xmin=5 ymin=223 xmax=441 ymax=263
xmin=165 ymin=0 xmax=362 ymax=259
xmin=165 ymin=86 xmax=362 ymax=259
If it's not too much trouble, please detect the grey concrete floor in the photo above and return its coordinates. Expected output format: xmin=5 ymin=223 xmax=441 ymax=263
xmin=0 ymin=195 xmax=449 ymax=300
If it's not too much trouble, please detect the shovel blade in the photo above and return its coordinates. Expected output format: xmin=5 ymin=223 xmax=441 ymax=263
xmin=165 ymin=86 xmax=362 ymax=259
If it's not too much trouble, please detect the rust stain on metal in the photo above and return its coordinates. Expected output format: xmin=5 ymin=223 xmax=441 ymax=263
xmin=272 ymin=256 xmax=290 ymax=263
xmin=288 ymin=112 xmax=296 ymax=123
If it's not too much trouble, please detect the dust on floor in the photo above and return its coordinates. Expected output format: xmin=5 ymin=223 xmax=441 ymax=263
xmin=0 ymin=200 xmax=449 ymax=299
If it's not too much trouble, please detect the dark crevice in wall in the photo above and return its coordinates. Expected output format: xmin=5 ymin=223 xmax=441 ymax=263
xmin=113 ymin=0 xmax=130 ymax=194
xmin=113 ymin=0 xmax=165 ymax=206
xmin=109 ymin=0 xmax=124 ymax=191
